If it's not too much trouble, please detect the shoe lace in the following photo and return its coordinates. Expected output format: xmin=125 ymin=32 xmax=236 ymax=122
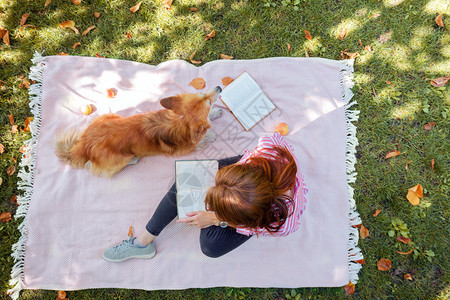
xmin=112 ymin=238 xmax=134 ymax=252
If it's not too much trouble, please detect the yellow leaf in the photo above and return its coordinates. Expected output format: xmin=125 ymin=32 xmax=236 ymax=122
xmin=221 ymin=77 xmax=234 ymax=86
xmin=305 ymin=29 xmax=312 ymax=40
xmin=435 ymin=14 xmax=444 ymax=27
xmin=20 ymin=14 xmax=30 ymax=26
xmin=189 ymin=78 xmax=205 ymax=90
xmin=72 ymin=42 xmax=81 ymax=49
xmin=72 ymin=0 xmax=81 ymax=4
xmin=44 ymin=0 xmax=52 ymax=7
xmin=82 ymin=25 xmax=96 ymax=36
xmin=219 ymin=53 xmax=233 ymax=59
xmin=385 ymin=150 xmax=401 ymax=159
xmin=205 ymin=30 xmax=215 ymax=40
xmin=59 ymin=20 xmax=79 ymax=34
xmin=2 ymin=29 xmax=10 ymax=46
xmin=189 ymin=50 xmax=201 ymax=64
xmin=130 ymin=1 xmax=142 ymax=13
xmin=406 ymin=184 xmax=423 ymax=206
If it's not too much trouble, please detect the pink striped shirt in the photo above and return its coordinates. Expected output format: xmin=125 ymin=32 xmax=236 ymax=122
xmin=235 ymin=132 xmax=308 ymax=237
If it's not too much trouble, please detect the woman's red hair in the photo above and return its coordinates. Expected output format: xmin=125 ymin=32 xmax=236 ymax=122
xmin=205 ymin=146 xmax=297 ymax=233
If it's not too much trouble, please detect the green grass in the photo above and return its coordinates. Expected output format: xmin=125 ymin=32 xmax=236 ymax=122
xmin=1 ymin=0 xmax=449 ymax=299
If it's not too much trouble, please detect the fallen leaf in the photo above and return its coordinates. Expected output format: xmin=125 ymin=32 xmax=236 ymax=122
xmin=20 ymin=14 xmax=30 ymax=26
xmin=430 ymin=76 xmax=449 ymax=87
xmin=435 ymin=14 xmax=444 ymax=27
xmin=0 ymin=177 xmax=2 ymax=186
xmin=359 ymin=38 xmax=362 ymax=46
xmin=222 ymin=77 xmax=234 ymax=86
xmin=205 ymin=30 xmax=215 ymax=40
xmin=72 ymin=0 xmax=81 ymax=4
xmin=94 ymin=12 xmax=101 ymax=18
xmin=405 ymin=160 xmax=413 ymax=170
xmin=130 ymin=1 xmax=142 ymax=13
xmin=189 ymin=78 xmax=205 ymax=89
xmin=58 ymin=52 xmax=68 ymax=56
xmin=275 ymin=122 xmax=289 ymax=136
xmin=7 ymin=165 xmax=16 ymax=176
xmin=304 ymin=48 xmax=309 ymax=57
xmin=364 ymin=45 xmax=373 ymax=51
xmin=424 ymin=122 xmax=435 ymax=130
xmin=404 ymin=273 xmax=413 ymax=281
xmin=106 ymin=88 xmax=118 ymax=98
xmin=360 ymin=224 xmax=369 ymax=239
xmin=57 ymin=290 xmax=67 ymax=299
xmin=126 ymin=32 xmax=131 ymax=39
xmin=72 ymin=42 xmax=81 ymax=49
xmin=378 ymin=31 xmax=391 ymax=43
xmin=18 ymin=145 xmax=27 ymax=153
xmin=396 ymin=236 xmax=411 ymax=244
xmin=95 ymin=53 xmax=105 ymax=58
xmin=2 ymin=29 xmax=10 ymax=46
xmin=370 ymin=13 xmax=381 ymax=19
xmin=377 ymin=258 xmax=392 ymax=271
xmin=0 ymin=144 xmax=4 ymax=154
xmin=128 ymin=226 xmax=133 ymax=238
xmin=163 ymin=0 xmax=173 ymax=9
xmin=18 ymin=24 xmax=37 ymax=34
xmin=338 ymin=28 xmax=347 ymax=39
xmin=189 ymin=50 xmax=201 ymax=64
xmin=406 ymin=184 xmax=423 ymax=206
xmin=24 ymin=117 xmax=33 ymax=132
xmin=219 ymin=53 xmax=233 ymax=59
xmin=385 ymin=150 xmax=401 ymax=159
xmin=396 ymin=248 xmax=414 ymax=255
xmin=431 ymin=159 xmax=435 ymax=170
xmin=341 ymin=50 xmax=360 ymax=59
xmin=287 ymin=43 xmax=292 ymax=52
xmin=8 ymin=114 xmax=15 ymax=125
xmin=344 ymin=281 xmax=355 ymax=295
xmin=304 ymin=29 xmax=312 ymax=40
xmin=11 ymin=125 xmax=18 ymax=133
xmin=59 ymin=20 xmax=79 ymax=34
xmin=45 ymin=0 xmax=52 ymax=7
xmin=189 ymin=7 xmax=198 ymax=12
xmin=11 ymin=157 xmax=17 ymax=164
xmin=353 ymin=259 xmax=365 ymax=265
xmin=373 ymin=209 xmax=381 ymax=217
xmin=352 ymin=223 xmax=361 ymax=228
xmin=0 ymin=212 xmax=12 ymax=222
xmin=10 ymin=195 xmax=18 ymax=206
xmin=386 ymin=80 xmax=392 ymax=84
xmin=82 ymin=25 xmax=96 ymax=36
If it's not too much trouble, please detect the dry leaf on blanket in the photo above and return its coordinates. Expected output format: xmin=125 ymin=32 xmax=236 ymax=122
xmin=205 ymin=30 xmax=215 ymax=40
xmin=424 ymin=122 xmax=435 ymax=130
xmin=0 ymin=212 xmax=12 ymax=222
xmin=82 ymin=25 xmax=96 ymax=36
xmin=221 ymin=77 xmax=233 ymax=86
xmin=344 ymin=281 xmax=355 ymax=295
xmin=219 ymin=53 xmax=233 ymax=59
xmin=130 ymin=1 xmax=142 ymax=13
xmin=377 ymin=258 xmax=391 ymax=271
xmin=275 ymin=122 xmax=289 ymax=136
xmin=359 ymin=224 xmax=369 ymax=239
xmin=106 ymin=88 xmax=118 ymax=98
xmin=304 ymin=29 xmax=312 ymax=40
xmin=128 ymin=226 xmax=134 ymax=238
xmin=435 ymin=14 xmax=444 ymax=27
xmin=80 ymin=104 xmax=93 ymax=115
xmin=20 ymin=14 xmax=30 ymax=26
xmin=189 ymin=78 xmax=205 ymax=89
xmin=406 ymin=184 xmax=423 ymax=206
xmin=189 ymin=50 xmax=201 ymax=64
xmin=59 ymin=20 xmax=80 ymax=34
xmin=385 ymin=150 xmax=401 ymax=159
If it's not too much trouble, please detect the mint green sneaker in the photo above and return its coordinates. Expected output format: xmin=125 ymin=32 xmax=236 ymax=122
xmin=102 ymin=237 xmax=156 ymax=262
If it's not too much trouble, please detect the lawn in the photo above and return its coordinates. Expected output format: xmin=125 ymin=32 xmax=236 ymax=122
xmin=0 ymin=0 xmax=449 ymax=299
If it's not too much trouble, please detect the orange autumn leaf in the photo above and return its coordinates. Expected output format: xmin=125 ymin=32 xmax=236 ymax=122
xmin=304 ymin=29 xmax=312 ymax=40
xmin=360 ymin=224 xmax=369 ymax=239
xmin=20 ymin=14 xmax=30 ymax=26
xmin=130 ymin=1 xmax=142 ymax=13
xmin=364 ymin=45 xmax=373 ymax=52
xmin=82 ymin=25 xmax=96 ymax=36
xmin=406 ymin=184 xmax=423 ymax=206
xmin=338 ymin=28 xmax=347 ymax=40
xmin=58 ymin=52 xmax=69 ymax=56
xmin=7 ymin=165 xmax=16 ymax=176
xmin=189 ymin=78 xmax=205 ymax=89
xmin=72 ymin=42 xmax=81 ymax=49
xmin=385 ymin=150 xmax=401 ymax=159
xmin=404 ymin=273 xmax=413 ymax=281
xmin=189 ymin=50 xmax=201 ymax=64
xmin=275 ymin=122 xmax=289 ymax=136
xmin=59 ymin=20 xmax=79 ymax=34
xmin=128 ymin=225 xmax=133 ymax=238
xmin=0 ymin=212 xmax=12 ymax=222
xmin=359 ymin=38 xmax=362 ymax=46
xmin=0 ymin=144 xmax=4 ymax=154
xmin=57 ymin=290 xmax=67 ymax=299
xmin=344 ymin=281 xmax=355 ymax=295
xmin=341 ymin=50 xmax=360 ymax=59
xmin=353 ymin=259 xmax=365 ymax=265
xmin=219 ymin=53 xmax=233 ymax=59
xmin=94 ymin=12 xmax=101 ymax=18
xmin=95 ymin=53 xmax=105 ymax=58
xmin=11 ymin=125 xmax=18 ymax=133
xmin=373 ymin=209 xmax=381 ymax=217
xmin=10 ymin=195 xmax=18 ymax=206
xmin=435 ymin=14 xmax=444 ymax=27
xmin=106 ymin=88 xmax=118 ymax=98
xmin=72 ymin=0 xmax=81 ymax=4
xmin=424 ymin=122 xmax=435 ymax=130
xmin=2 ymin=29 xmax=10 ymax=45
xmin=386 ymin=80 xmax=392 ymax=85
xmin=431 ymin=159 xmax=435 ymax=170
xmin=8 ymin=114 xmax=15 ymax=125
xmin=205 ymin=30 xmax=215 ymax=40
xmin=377 ymin=258 xmax=392 ymax=271
xmin=19 ymin=145 xmax=27 ymax=153
xmin=222 ymin=77 xmax=234 ymax=86
xmin=405 ymin=160 xmax=413 ymax=170
xmin=45 ymin=0 xmax=52 ymax=7
xmin=24 ymin=117 xmax=33 ymax=132
xmin=396 ymin=248 xmax=414 ymax=255
xmin=163 ymin=0 xmax=173 ymax=9
xmin=287 ymin=43 xmax=292 ymax=52
xmin=189 ymin=7 xmax=198 ymax=12
xmin=430 ymin=76 xmax=449 ymax=87
xmin=396 ymin=236 xmax=411 ymax=244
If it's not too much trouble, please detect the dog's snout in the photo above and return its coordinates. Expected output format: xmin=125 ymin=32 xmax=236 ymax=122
xmin=215 ymin=86 xmax=222 ymax=93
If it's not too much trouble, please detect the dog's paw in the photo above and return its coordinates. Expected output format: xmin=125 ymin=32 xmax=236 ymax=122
xmin=128 ymin=157 xmax=140 ymax=165
xmin=209 ymin=107 xmax=223 ymax=121
xmin=196 ymin=130 xmax=216 ymax=150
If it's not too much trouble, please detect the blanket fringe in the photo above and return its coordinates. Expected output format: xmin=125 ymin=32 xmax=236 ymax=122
xmin=340 ymin=59 xmax=363 ymax=284
xmin=7 ymin=51 xmax=46 ymax=300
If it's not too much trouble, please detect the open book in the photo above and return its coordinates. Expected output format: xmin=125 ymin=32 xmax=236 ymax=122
xmin=220 ymin=72 xmax=276 ymax=131
xmin=175 ymin=160 xmax=218 ymax=219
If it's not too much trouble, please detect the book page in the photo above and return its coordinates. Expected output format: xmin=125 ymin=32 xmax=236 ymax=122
xmin=231 ymin=91 xmax=276 ymax=130
xmin=220 ymin=72 xmax=261 ymax=111
xmin=176 ymin=160 xmax=218 ymax=219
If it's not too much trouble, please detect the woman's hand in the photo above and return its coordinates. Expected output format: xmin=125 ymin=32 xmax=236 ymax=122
xmin=176 ymin=211 xmax=220 ymax=229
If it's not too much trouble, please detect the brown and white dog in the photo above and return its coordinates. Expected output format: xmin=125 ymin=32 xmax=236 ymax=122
xmin=55 ymin=86 xmax=222 ymax=177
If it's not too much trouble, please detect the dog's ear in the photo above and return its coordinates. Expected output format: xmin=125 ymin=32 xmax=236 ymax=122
xmin=160 ymin=95 xmax=184 ymax=115
xmin=190 ymin=121 xmax=210 ymax=143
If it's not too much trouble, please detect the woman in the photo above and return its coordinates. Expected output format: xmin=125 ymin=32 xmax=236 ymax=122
xmin=102 ymin=132 xmax=307 ymax=261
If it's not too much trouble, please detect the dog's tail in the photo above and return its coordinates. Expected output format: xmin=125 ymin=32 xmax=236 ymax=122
xmin=55 ymin=129 xmax=86 ymax=168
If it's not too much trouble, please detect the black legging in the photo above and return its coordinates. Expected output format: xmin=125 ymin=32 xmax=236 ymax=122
xmin=145 ymin=155 xmax=252 ymax=258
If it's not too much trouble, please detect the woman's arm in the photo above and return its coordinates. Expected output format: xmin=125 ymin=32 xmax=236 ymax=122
xmin=177 ymin=211 xmax=221 ymax=229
